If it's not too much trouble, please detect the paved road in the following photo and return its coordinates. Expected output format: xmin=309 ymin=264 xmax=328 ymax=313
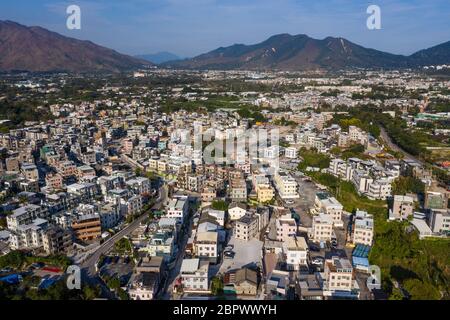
xmin=81 ymin=185 xmax=168 ymax=277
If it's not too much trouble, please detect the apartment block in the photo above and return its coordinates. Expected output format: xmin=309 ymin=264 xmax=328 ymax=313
xmin=351 ymin=210 xmax=374 ymax=246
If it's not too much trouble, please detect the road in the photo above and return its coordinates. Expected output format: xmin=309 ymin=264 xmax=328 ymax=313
xmin=158 ymin=197 xmax=197 ymax=299
xmin=380 ymin=127 xmax=423 ymax=164
xmin=81 ymin=185 xmax=168 ymax=277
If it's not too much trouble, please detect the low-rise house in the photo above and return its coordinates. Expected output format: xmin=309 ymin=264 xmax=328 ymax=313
xmin=128 ymin=256 xmax=163 ymax=300
xmin=180 ymin=258 xmax=210 ymax=293
xmin=224 ymin=268 xmax=258 ymax=296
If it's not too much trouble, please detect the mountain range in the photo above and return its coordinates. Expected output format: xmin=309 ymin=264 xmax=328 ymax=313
xmin=135 ymin=52 xmax=182 ymax=64
xmin=165 ymin=33 xmax=450 ymax=71
xmin=0 ymin=20 xmax=151 ymax=72
xmin=0 ymin=20 xmax=449 ymax=72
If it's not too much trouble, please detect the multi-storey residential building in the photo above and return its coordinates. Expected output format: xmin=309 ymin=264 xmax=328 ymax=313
xmin=367 ymin=179 xmax=392 ymax=200
xmin=310 ymin=214 xmax=333 ymax=242
xmin=71 ymin=214 xmax=102 ymax=241
xmin=194 ymin=231 xmax=218 ymax=263
xmin=45 ymin=173 xmax=64 ymax=190
xmin=283 ymin=236 xmax=308 ymax=271
xmin=230 ymin=178 xmax=247 ymax=201
xmin=167 ymin=198 xmax=188 ymax=222
xmin=276 ymin=214 xmax=297 ymax=242
xmin=57 ymin=161 xmax=78 ymax=177
xmin=348 ymin=126 xmax=368 ymax=145
xmin=126 ymin=177 xmax=151 ymax=195
xmin=42 ymin=226 xmax=73 ymax=254
xmin=273 ymin=171 xmax=299 ymax=199
xmin=351 ymin=210 xmax=374 ymax=246
xmin=428 ymin=209 xmax=450 ymax=235
xmin=235 ymin=215 xmax=259 ymax=241
xmin=389 ymin=195 xmax=414 ymax=220
xmin=254 ymin=175 xmax=275 ymax=203
xmin=180 ymin=258 xmax=210 ymax=293
xmin=143 ymin=231 xmax=175 ymax=261
xmin=314 ymin=192 xmax=343 ymax=227
xmin=328 ymin=158 xmax=353 ymax=181
xmin=229 ymin=202 xmax=247 ymax=221
xmin=128 ymin=272 xmax=160 ymax=300
xmin=7 ymin=204 xmax=49 ymax=231
xmin=284 ymin=147 xmax=297 ymax=159
xmin=324 ymin=256 xmax=358 ymax=298
xmin=201 ymin=187 xmax=216 ymax=202
xmin=21 ymin=163 xmax=39 ymax=181
xmin=9 ymin=218 xmax=49 ymax=250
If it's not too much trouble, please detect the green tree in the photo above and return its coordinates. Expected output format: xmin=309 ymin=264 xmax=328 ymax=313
xmin=403 ymin=279 xmax=441 ymax=300
xmin=211 ymin=276 xmax=224 ymax=296
xmin=211 ymin=200 xmax=229 ymax=211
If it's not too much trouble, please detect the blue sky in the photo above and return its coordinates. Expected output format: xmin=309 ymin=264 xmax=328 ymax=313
xmin=1 ymin=0 xmax=449 ymax=57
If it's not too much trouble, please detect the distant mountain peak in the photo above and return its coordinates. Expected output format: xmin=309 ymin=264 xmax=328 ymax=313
xmin=0 ymin=20 xmax=152 ymax=72
xmin=164 ymin=34 xmax=450 ymax=71
xmin=135 ymin=51 xmax=182 ymax=64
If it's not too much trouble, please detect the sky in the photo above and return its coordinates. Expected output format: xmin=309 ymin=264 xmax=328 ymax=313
xmin=1 ymin=0 xmax=449 ymax=58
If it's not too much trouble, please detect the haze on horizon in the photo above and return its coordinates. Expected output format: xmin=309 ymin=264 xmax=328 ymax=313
xmin=1 ymin=0 xmax=449 ymax=58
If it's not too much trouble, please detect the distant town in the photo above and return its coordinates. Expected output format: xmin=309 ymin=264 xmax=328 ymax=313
xmin=0 ymin=68 xmax=449 ymax=301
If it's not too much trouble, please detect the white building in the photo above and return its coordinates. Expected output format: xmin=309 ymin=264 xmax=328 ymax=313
xmin=283 ymin=236 xmax=308 ymax=271
xmin=285 ymin=147 xmax=297 ymax=159
xmin=195 ymin=231 xmax=218 ymax=262
xmin=310 ymin=214 xmax=333 ymax=243
xmin=228 ymin=202 xmax=247 ymax=221
xmin=273 ymin=171 xmax=299 ymax=199
xmin=180 ymin=258 xmax=210 ymax=293
xmin=314 ymin=192 xmax=343 ymax=227
xmin=352 ymin=210 xmax=374 ymax=246
xmin=276 ymin=214 xmax=297 ymax=242
xmin=167 ymin=198 xmax=188 ymax=222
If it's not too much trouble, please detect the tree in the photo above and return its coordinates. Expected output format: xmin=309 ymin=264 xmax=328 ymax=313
xmin=107 ymin=277 xmax=121 ymax=291
xmin=392 ymin=176 xmax=425 ymax=195
xmin=211 ymin=200 xmax=228 ymax=211
xmin=0 ymin=217 xmax=6 ymax=229
xmin=117 ymin=288 xmax=129 ymax=300
xmin=82 ymin=284 xmax=102 ymax=300
xmin=211 ymin=276 xmax=224 ymax=296
xmin=403 ymin=279 xmax=441 ymax=300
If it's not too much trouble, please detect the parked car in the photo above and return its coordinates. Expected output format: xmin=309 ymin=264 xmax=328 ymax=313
xmin=224 ymin=251 xmax=235 ymax=259
xmin=331 ymin=239 xmax=338 ymax=248
xmin=311 ymin=257 xmax=324 ymax=265
xmin=309 ymin=244 xmax=320 ymax=252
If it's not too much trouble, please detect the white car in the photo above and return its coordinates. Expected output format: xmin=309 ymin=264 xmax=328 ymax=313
xmin=311 ymin=258 xmax=324 ymax=265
